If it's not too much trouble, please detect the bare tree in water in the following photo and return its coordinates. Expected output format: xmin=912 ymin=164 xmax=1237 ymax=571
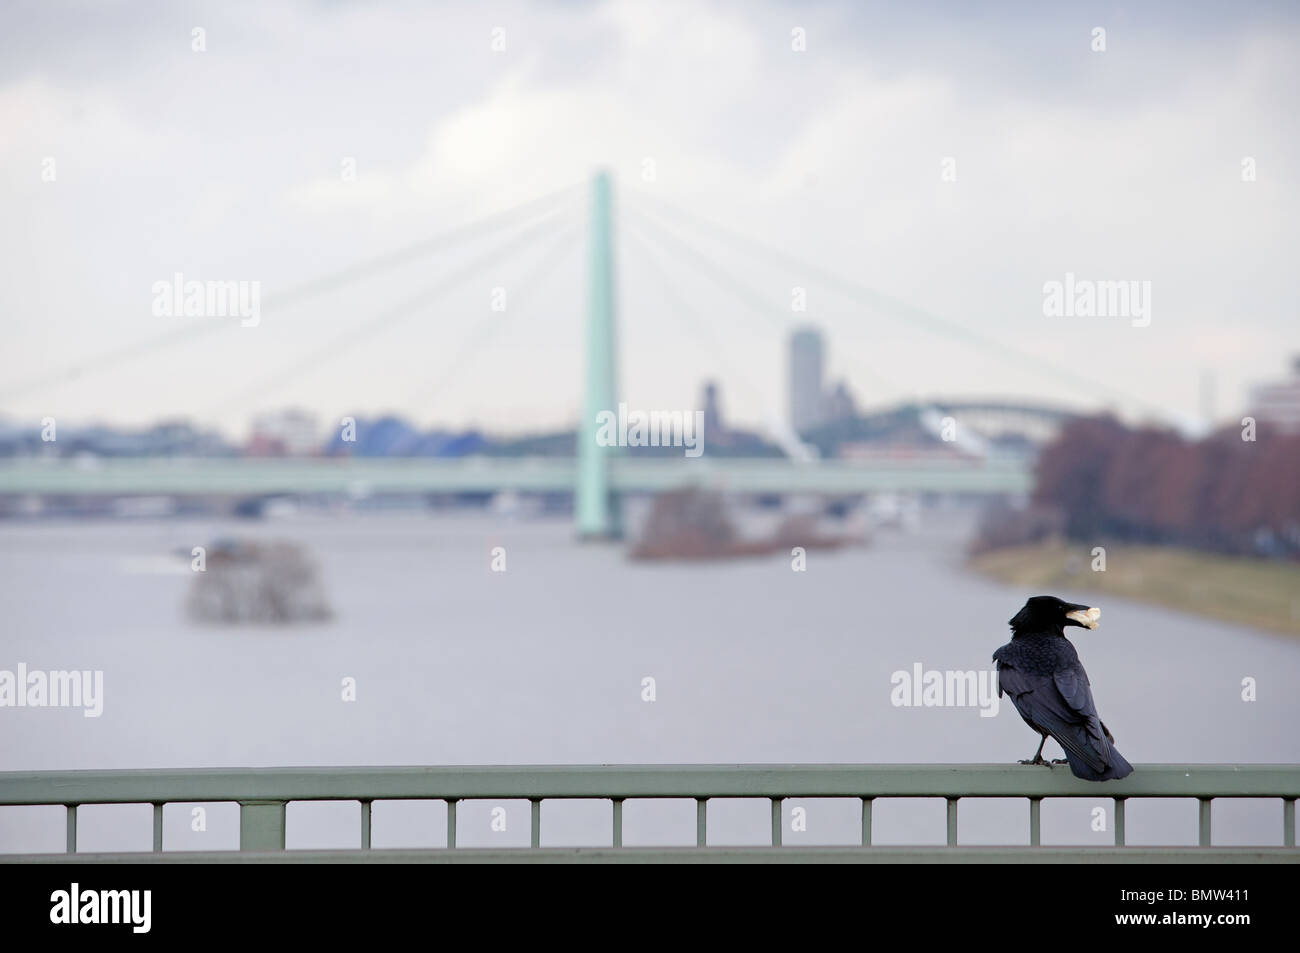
xmin=188 ymin=540 xmax=332 ymax=624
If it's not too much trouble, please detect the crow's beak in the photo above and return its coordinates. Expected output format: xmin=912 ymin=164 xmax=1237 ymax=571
xmin=1065 ymin=606 xmax=1101 ymax=629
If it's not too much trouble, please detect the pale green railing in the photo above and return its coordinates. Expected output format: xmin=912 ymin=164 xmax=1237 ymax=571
xmin=1 ymin=764 xmax=1297 ymax=862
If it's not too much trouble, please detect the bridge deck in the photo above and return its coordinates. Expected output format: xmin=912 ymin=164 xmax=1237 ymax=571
xmin=0 ymin=457 xmax=1032 ymax=496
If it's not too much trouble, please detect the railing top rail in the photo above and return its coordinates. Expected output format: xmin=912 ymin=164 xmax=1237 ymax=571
xmin=1 ymin=764 xmax=1297 ymax=806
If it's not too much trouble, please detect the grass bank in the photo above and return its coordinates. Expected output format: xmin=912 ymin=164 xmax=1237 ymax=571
xmin=968 ymin=541 xmax=1300 ymax=638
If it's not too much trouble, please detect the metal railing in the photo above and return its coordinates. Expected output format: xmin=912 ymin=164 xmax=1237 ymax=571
xmin=1 ymin=764 xmax=1297 ymax=862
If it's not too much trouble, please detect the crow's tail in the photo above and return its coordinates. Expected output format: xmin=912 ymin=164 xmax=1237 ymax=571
xmin=1065 ymin=744 xmax=1133 ymax=781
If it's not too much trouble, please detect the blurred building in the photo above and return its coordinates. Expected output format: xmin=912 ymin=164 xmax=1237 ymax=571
xmin=248 ymin=409 xmax=320 ymax=456
xmin=1249 ymin=356 xmax=1300 ymax=434
xmin=144 ymin=420 xmax=232 ymax=456
xmin=320 ymin=415 xmax=490 ymax=457
xmin=824 ymin=380 xmax=858 ymax=424
xmin=789 ymin=327 xmax=826 ymax=434
xmin=701 ymin=380 xmax=724 ymax=436
xmin=789 ymin=328 xmax=860 ymax=436
xmin=0 ymin=417 xmax=232 ymax=458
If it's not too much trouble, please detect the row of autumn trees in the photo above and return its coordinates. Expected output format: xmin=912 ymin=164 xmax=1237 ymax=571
xmin=1033 ymin=415 xmax=1300 ymax=558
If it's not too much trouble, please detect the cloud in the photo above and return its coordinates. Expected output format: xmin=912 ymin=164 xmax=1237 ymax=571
xmin=0 ymin=0 xmax=1297 ymax=435
xmin=0 ymin=77 xmax=158 ymax=163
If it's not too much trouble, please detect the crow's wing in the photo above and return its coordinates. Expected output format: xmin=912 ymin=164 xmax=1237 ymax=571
xmin=1051 ymin=669 xmax=1116 ymax=772
xmin=996 ymin=662 xmax=1109 ymax=774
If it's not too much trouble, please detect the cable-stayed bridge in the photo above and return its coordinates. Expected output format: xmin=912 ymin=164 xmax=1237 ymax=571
xmin=3 ymin=171 xmax=1135 ymax=532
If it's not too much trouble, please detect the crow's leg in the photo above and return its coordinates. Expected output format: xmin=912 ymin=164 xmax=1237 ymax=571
xmin=1018 ymin=735 xmax=1051 ymax=766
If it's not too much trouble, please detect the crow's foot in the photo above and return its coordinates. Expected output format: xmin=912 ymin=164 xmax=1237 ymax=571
xmin=1018 ymin=756 xmax=1051 ymax=766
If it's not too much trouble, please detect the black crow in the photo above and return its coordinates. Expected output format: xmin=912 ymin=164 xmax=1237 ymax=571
xmin=992 ymin=595 xmax=1133 ymax=781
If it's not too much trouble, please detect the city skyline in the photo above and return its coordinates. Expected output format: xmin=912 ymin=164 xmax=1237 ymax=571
xmin=9 ymin=349 xmax=1300 ymax=456
xmin=6 ymin=332 xmax=1297 ymax=449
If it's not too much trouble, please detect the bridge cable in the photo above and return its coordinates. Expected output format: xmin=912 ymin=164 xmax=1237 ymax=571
xmin=204 ymin=208 xmax=580 ymax=415
xmin=260 ymin=182 xmax=583 ymax=311
xmin=0 ymin=182 xmax=584 ymax=403
xmin=624 ymin=191 xmax=1171 ymax=418
xmin=626 ymin=207 xmax=905 ymax=397
xmin=623 ymin=221 xmax=794 ymax=434
xmin=400 ymin=221 xmax=584 ymax=412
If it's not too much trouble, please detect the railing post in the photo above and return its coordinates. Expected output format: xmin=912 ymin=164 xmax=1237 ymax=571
xmin=946 ymin=797 xmax=959 ymax=846
xmin=1028 ymin=797 xmax=1042 ymax=846
xmin=696 ymin=798 xmax=707 ymax=847
xmin=65 ymin=805 xmax=76 ymax=854
xmin=239 ymin=800 xmax=286 ymax=851
xmin=1284 ymin=798 xmax=1295 ymax=848
xmin=612 ymin=798 xmax=623 ymax=848
xmin=152 ymin=803 xmax=164 ymax=852
xmin=446 ymin=799 xmax=457 ymax=849
xmin=531 ymin=799 xmax=541 ymax=848
xmin=860 ymin=797 xmax=873 ymax=846
xmin=1198 ymin=798 xmax=1212 ymax=847
xmin=360 ymin=800 xmax=371 ymax=849
xmin=1114 ymin=797 xmax=1126 ymax=846
xmin=771 ymin=798 xmax=783 ymax=846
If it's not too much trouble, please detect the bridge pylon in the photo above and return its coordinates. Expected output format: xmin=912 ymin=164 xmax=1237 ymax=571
xmin=576 ymin=170 xmax=622 ymax=539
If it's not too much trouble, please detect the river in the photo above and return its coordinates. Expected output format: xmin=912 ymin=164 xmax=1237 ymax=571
xmin=2 ymin=506 xmax=1297 ymax=852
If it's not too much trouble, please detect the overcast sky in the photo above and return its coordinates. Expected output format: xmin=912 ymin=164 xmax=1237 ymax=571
xmin=2 ymin=0 xmax=1297 ymax=439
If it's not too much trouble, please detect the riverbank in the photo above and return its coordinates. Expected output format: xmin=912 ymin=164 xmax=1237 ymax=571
xmin=968 ymin=542 xmax=1300 ymax=637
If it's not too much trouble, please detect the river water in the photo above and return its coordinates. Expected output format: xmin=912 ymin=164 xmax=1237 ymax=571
xmin=2 ymin=507 xmax=1297 ymax=853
